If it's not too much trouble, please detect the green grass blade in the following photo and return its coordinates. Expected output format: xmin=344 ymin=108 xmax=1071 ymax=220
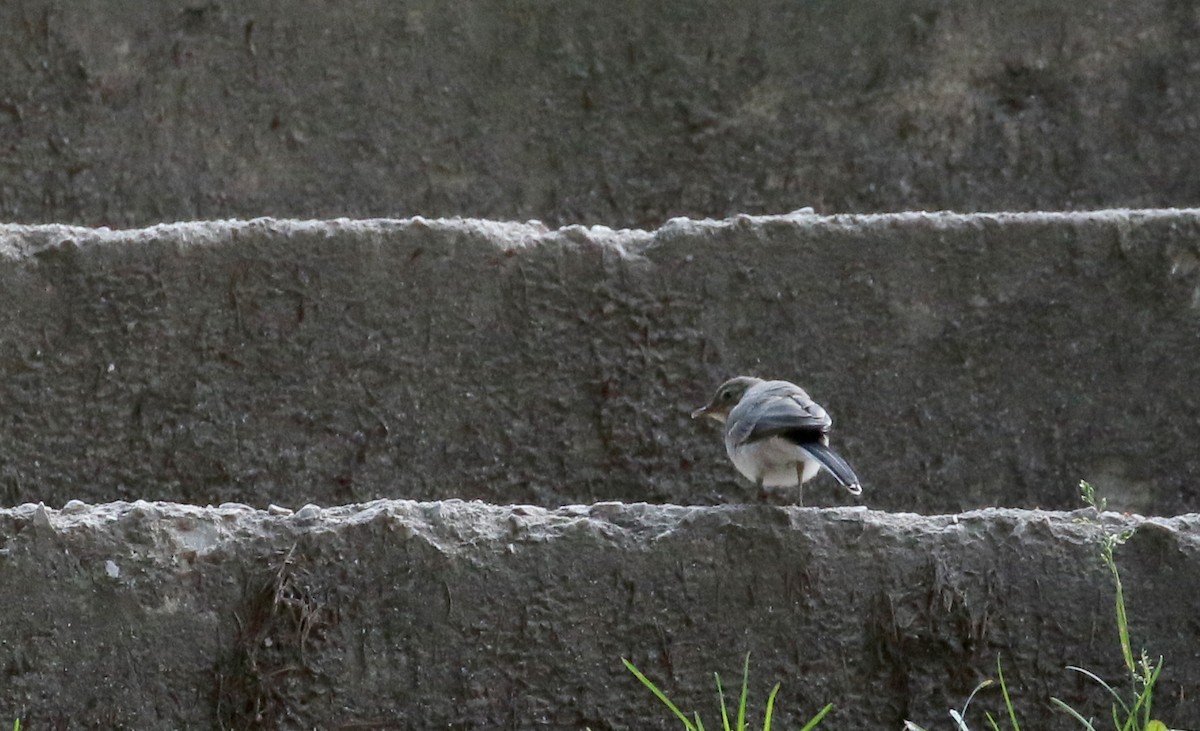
xmin=798 ymin=703 xmax=833 ymax=731
xmin=715 ymin=672 xmax=731 ymax=731
xmin=983 ymin=710 xmax=1001 ymax=731
xmin=622 ymin=658 xmax=699 ymax=731
xmin=996 ymin=657 xmax=1020 ymax=731
xmin=1131 ymin=657 xmax=1164 ymax=728
xmin=625 ymin=653 xmax=834 ymax=731
xmin=1127 ymin=696 xmax=1146 ymax=731
xmin=1063 ymin=665 xmax=1131 ymax=715
xmin=1100 ymin=533 xmax=1136 ymax=676
xmin=1111 ymin=566 xmax=1135 ymax=676
xmin=1050 ymin=698 xmax=1098 ymax=731
xmin=762 ymin=682 xmax=780 ymax=731
xmin=736 ymin=653 xmax=750 ymax=731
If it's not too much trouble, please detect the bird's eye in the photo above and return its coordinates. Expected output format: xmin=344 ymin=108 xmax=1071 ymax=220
xmin=720 ymin=390 xmax=732 ymax=401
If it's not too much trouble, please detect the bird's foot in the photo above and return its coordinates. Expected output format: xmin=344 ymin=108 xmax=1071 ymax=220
xmin=754 ymin=485 xmax=797 ymax=507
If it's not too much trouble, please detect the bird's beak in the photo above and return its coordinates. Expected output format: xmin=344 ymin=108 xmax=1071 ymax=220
xmin=690 ymin=404 xmax=711 ymax=420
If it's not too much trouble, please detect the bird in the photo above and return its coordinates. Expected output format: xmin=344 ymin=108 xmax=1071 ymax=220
xmin=691 ymin=376 xmax=861 ymax=504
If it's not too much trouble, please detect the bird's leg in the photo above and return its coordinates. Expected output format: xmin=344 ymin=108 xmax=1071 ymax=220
xmin=756 ymin=476 xmax=769 ymax=503
xmin=795 ymin=464 xmax=804 ymax=507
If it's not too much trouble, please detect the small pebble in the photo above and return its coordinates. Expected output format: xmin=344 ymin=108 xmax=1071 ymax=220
xmin=294 ymin=504 xmax=321 ymax=521
xmin=32 ymin=503 xmax=53 ymax=530
xmin=267 ymin=504 xmax=293 ymax=516
xmin=62 ymin=500 xmax=88 ymax=514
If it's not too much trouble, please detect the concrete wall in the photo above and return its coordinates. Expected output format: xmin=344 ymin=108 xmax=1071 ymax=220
xmin=3 ymin=2 xmax=1200 ymax=727
xmin=2 ymin=211 xmax=1199 ymax=515
xmin=3 ymin=500 xmax=1197 ymax=730
xmin=1 ymin=0 xmax=1198 ymax=228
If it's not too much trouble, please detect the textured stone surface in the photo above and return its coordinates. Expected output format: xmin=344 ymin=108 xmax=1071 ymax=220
xmin=2 ymin=211 xmax=1200 ymax=514
xmin=0 ymin=500 xmax=1196 ymax=730
xmin=1 ymin=1 xmax=1199 ymax=228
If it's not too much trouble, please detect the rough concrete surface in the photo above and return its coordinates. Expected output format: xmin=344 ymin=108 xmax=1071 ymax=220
xmin=0 ymin=500 xmax=1196 ymax=730
xmin=2 ymin=1 xmax=1200 ymax=228
xmin=4 ymin=2 xmax=1199 ymax=727
xmin=2 ymin=211 xmax=1200 ymax=515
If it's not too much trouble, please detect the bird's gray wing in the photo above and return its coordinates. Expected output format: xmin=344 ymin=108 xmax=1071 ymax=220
xmin=742 ymin=389 xmax=831 ymax=444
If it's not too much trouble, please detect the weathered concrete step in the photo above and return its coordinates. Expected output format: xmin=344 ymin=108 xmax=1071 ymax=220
xmin=3 ymin=0 xmax=1198 ymax=227
xmin=2 ymin=211 xmax=1200 ymax=514
xmin=1 ymin=500 xmax=1196 ymax=729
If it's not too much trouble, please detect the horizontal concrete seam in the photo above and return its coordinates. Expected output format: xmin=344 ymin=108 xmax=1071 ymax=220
xmin=1 ymin=207 xmax=1199 ymax=257
xmin=0 ymin=498 xmax=1170 ymax=531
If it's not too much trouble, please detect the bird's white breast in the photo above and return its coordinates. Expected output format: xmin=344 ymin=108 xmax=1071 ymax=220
xmin=725 ymin=435 xmax=821 ymax=487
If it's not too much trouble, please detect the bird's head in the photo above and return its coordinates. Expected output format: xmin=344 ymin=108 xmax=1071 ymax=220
xmin=690 ymin=376 xmax=763 ymax=423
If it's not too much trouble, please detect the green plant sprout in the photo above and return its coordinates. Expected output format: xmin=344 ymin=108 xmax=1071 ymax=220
xmin=908 ymin=481 xmax=1171 ymax=731
xmin=621 ymin=652 xmax=832 ymax=731
xmin=1051 ymin=481 xmax=1165 ymax=731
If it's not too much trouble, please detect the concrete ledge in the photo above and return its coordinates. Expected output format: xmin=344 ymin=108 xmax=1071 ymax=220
xmin=1 ymin=211 xmax=1199 ymax=514
xmin=1 ymin=500 xmax=1196 ymax=729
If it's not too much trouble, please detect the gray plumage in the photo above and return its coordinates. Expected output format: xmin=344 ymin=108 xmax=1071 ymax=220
xmin=692 ymin=376 xmax=862 ymax=501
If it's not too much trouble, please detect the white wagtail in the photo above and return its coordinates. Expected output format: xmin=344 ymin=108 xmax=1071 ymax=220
xmin=692 ymin=376 xmax=862 ymax=504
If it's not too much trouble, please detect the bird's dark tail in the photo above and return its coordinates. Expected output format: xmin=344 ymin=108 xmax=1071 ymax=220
xmin=801 ymin=443 xmax=862 ymax=495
